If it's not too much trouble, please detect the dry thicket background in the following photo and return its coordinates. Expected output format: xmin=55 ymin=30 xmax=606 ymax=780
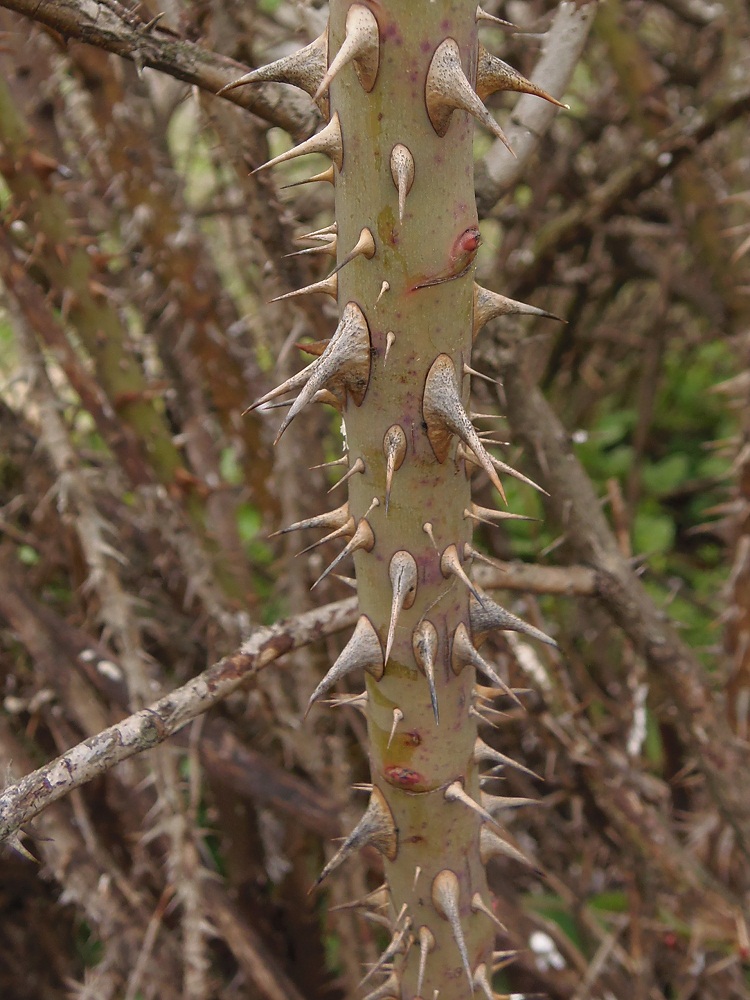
xmin=0 ymin=0 xmax=749 ymax=998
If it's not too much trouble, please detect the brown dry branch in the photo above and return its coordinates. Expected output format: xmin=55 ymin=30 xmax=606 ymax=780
xmin=0 ymin=0 xmax=318 ymax=139
xmin=498 ymin=341 xmax=750 ymax=863
xmin=0 ymin=595 xmax=358 ymax=843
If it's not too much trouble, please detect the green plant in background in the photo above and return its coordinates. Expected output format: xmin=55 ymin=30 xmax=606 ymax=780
xmin=223 ymin=3 xmax=563 ymax=996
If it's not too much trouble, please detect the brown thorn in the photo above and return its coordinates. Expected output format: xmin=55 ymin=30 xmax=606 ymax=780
xmin=476 ymin=44 xmax=568 ymax=108
xmin=305 ymin=614 xmax=385 ymax=716
xmin=328 ymin=456 xmax=365 ymax=493
xmin=469 ymin=593 xmax=557 ymax=648
xmin=254 ymin=111 xmax=343 ymax=174
xmin=315 ymin=787 xmax=397 ymax=887
xmin=280 ymin=164 xmax=335 ymax=189
xmin=423 ymin=353 xmax=507 ymax=503
xmin=270 ymin=502 xmax=349 ymax=537
xmin=417 ymin=925 xmax=435 ymax=998
xmin=425 ymin=37 xmax=514 ymax=154
xmin=297 ymin=517 xmax=356 ymax=555
xmin=386 ymin=551 xmax=418 ymax=664
xmin=412 ymin=620 xmax=440 ymax=724
xmin=471 ymin=893 xmax=508 ymax=934
xmin=431 ymin=870 xmax=473 ymax=989
xmin=311 ymin=517 xmax=375 ymax=589
xmin=452 ymin=621 xmax=522 ymax=705
xmin=383 ymin=424 xmax=407 ymax=514
xmin=387 ymin=707 xmax=404 ymax=749
xmin=330 ymin=226 xmax=376 ymax=276
xmin=441 ymin=544 xmax=487 ymax=607
xmin=217 ymin=29 xmax=328 ymax=99
xmin=390 ymin=143 xmax=415 ymax=223
xmin=444 ymin=779 xmax=497 ymax=826
xmin=314 ymin=3 xmax=380 ymax=100
xmin=473 ymin=282 xmax=563 ymax=338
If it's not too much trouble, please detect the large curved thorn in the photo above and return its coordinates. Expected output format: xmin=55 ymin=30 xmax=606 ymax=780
xmin=469 ymin=593 xmax=557 ymax=648
xmin=473 ymin=282 xmax=563 ymax=338
xmin=254 ymin=112 xmax=343 ymax=174
xmin=423 ymin=353 xmax=507 ymax=502
xmin=476 ymin=44 xmax=568 ymax=107
xmin=315 ymin=3 xmax=380 ymax=99
xmin=306 ymin=614 xmax=384 ymax=715
xmin=315 ymin=787 xmax=397 ymax=886
xmin=217 ymin=29 xmax=328 ymax=100
xmin=426 ymin=38 xmax=514 ymax=153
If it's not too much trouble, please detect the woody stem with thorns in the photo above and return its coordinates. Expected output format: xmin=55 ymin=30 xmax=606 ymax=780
xmin=234 ymin=3 xmax=563 ymax=998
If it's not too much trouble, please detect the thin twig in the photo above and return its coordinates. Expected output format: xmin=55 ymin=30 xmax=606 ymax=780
xmin=0 ymin=0 xmax=318 ymax=139
xmin=0 ymin=597 xmax=358 ymax=842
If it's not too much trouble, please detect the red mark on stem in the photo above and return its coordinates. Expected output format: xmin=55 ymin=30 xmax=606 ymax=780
xmin=384 ymin=765 xmax=423 ymax=788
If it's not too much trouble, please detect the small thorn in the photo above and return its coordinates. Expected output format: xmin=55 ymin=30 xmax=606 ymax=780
xmin=476 ymin=5 xmax=516 ymax=29
xmin=296 ymin=222 xmax=338 ymax=241
xmin=384 ymin=330 xmax=396 ymax=363
xmin=310 ymin=456 xmax=348 ymax=471
xmin=480 ymin=454 xmax=546 ymax=495
xmin=452 ymin=622 xmax=521 ymax=705
xmin=284 ymin=236 xmax=337 ymax=259
xmin=311 ymin=517 xmax=375 ymax=589
xmin=359 ymin=915 xmax=412 ymax=986
xmin=412 ymin=620 xmax=440 ymax=724
xmin=413 ymin=866 xmax=422 ymax=890
xmin=476 ymin=44 xmax=568 ymax=108
xmin=441 ymin=544 xmax=486 ymax=606
xmin=329 ymin=883 xmax=389 ymax=913
xmin=360 ymin=972 xmax=400 ymax=1000
xmin=482 ymin=791 xmax=538 ymax=813
xmin=363 ymin=496 xmax=380 ymax=519
xmin=469 ymin=704 xmax=501 ymax=729
xmin=383 ymin=424 xmax=407 ymax=514
xmin=464 ymin=504 xmax=535 ymax=528
xmin=269 ymin=272 xmax=338 ymax=303
xmin=417 ymin=925 xmax=435 ymax=998
xmin=376 ymin=280 xmax=390 ymax=303
xmin=326 ymin=690 xmax=369 ymax=713
xmin=217 ymin=29 xmax=328 ymax=100
xmin=386 ymin=551 xmax=418 ymax=664
xmin=422 ymin=353 xmax=507 ymax=502
xmin=314 ymin=3 xmax=380 ymax=100
xmin=491 ymin=950 xmax=521 ymax=972
xmin=472 ymin=963 xmax=496 ymax=1000
xmin=480 ymin=825 xmax=539 ymax=870
xmin=328 ymin=456 xmax=365 ymax=493
xmin=297 ymin=517 xmax=356 ymax=555
xmin=330 ymin=226 xmax=376 ymax=276
xmin=473 ymin=282 xmax=563 ymax=338
xmin=426 ymin=38 xmax=514 ymax=154
xmin=254 ymin=111 xmax=343 ymax=174
xmin=444 ymin=779 xmax=497 ymax=826
xmin=474 ymin=738 xmax=540 ymax=780
xmin=270 ymin=502 xmax=349 ymax=537
xmin=464 ymin=362 xmax=498 ymax=385
xmin=280 ymin=164 xmax=335 ymax=189
xmin=273 ymin=301 xmax=371 ymax=443
xmin=422 ymin=522 xmax=439 ymax=551
xmin=431 ymin=870 xmax=473 ymax=989
xmin=246 ymin=357 xmax=319 ymax=412
xmin=390 ymin=144 xmax=415 ymax=223
xmin=471 ymin=893 xmax=508 ymax=934
xmin=387 ymin=707 xmax=404 ymax=748
xmin=305 ymin=615 xmax=384 ymax=715
xmin=315 ymin=787 xmax=397 ymax=886
xmin=469 ymin=593 xmax=557 ymax=648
